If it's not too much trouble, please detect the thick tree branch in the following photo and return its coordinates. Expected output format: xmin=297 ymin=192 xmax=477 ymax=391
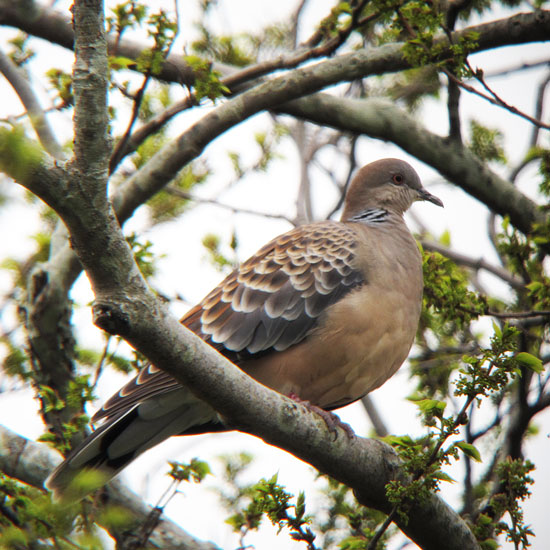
xmin=72 ymin=0 xmax=109 ymax=182
xmin=110 ymin=40 xmax=413 ymax=220
xmin=23 ymin=241 xmax=82 ymax=443
xmin=0 ymin=425 xmax=220 ymax=550
xmin=1 ymin=3 xmax=548 ymax=89
xmin=0 ymin=91 xmax=541 ymax=443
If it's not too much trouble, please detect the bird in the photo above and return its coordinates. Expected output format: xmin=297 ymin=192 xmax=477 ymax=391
xmin=46 ymin=158 xmax=443 ymax=498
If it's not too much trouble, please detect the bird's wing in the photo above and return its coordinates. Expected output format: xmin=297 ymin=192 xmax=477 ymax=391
xmin=92 ymin=221 xmax=365 ymax=423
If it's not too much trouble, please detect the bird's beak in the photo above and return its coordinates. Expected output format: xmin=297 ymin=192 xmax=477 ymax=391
xmin=417 ymin=188 xmax=444 ymax=208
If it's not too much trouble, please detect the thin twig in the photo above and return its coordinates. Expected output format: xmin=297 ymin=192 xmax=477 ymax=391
xmin=110 ymin=73 xmax=152 ymax=172
xmin=481 ymin=58 xmax=550 ymax=79
xmin=366 ymin=508 xmax=397 ymax=550
xmin=529 ymin=71 xmax=550 ymax=148
xmin=290 ymin=0 xmax=308 ymax=49
xmin=366 ymin=349 xmax=486 ymax=546
xmin=91 ymin=335 xmax=111 ymax=391
xmin=108 ymin=0 xmax=392 ymax=170
xmin=400 ymin=7 xmax=550 ymax=131
xmin=327 ymin=136 xmax=358 ymax=218
xmin=165 ymin=186 xmax=296 ymax=225
xmin=447 ymin=62 xmax=550 ymax=130
xmin=110 ymin=8 xmax=180 ymax=172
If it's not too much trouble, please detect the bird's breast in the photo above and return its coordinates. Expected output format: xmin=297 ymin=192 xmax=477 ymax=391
xmin=241 ymin=231 xmax=423 ymax=410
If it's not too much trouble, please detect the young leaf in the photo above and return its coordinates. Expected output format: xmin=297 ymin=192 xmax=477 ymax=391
xmin=456 ymin=441 xmax=482 ymax=462
xmin=413 ymin=398 xmax=447 ymax=416
xmin=433 ymin=470 xmax=456 ymax=483
xmin=515 ymin=352 xmax=544 ymax=373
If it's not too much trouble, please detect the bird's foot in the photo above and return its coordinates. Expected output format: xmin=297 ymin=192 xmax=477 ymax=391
xmin=288 ymin=392 xmax=355 ymax=440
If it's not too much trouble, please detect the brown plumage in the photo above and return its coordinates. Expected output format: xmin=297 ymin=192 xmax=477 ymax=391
xmin=46 ymin=158 xmax=443 ymax=497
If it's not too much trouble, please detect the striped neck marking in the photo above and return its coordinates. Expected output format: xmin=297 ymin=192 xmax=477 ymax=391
xmin=350 ymin=208 xmax=389 ymax=224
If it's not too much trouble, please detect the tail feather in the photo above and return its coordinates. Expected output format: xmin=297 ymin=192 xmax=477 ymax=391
xmin=45 ymin=391 xmax=220 ymax=500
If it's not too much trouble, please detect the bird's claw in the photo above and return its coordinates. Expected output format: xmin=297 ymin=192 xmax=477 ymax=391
xmin=288 ymin=392 xmax=356 ymax=440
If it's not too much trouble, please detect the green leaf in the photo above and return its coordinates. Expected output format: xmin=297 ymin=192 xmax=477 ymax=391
xmin=515 ymin=352 xmax=544 ymax=373
xmin=480 ymin=539 xmax=499 ymax=550
xmin=492 ymin=320 xmax=502 ymax=339
xmin=456 ymin=441 xmax=482 ymax=462
xmin=0 ymin=126 xmax=45 ymax=182
xmin=382 ymin=434 xmax=415 ymax=447
xmin=109 ymin=55 xmax=136 ymax=70
xmin=439 ymin=229 xmax=451 ymax=247
xmin=433 ymin=470 xmax=456 ymax=483
xmin=412 ymin=398 xmax=447 ymax=415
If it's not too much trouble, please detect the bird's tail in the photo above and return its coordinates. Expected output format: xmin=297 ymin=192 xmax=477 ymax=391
xmin=45 ymin=390 xmax=219 ymax=500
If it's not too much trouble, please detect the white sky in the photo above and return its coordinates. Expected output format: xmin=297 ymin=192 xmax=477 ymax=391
xmin=0 ymin=1 xmax=549 ymax=549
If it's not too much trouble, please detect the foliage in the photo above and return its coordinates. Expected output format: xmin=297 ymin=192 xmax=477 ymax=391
xmin=202 ymin=231 xmax=238 ymax=270
xmin=225 ymin=474 xmax=317 ymax=550
xmin=135 ymin=10 xmax=178 ymax=76
xmin=146 ymin=161 xmax=211 ymax=222
xmin=0 ymin=125 xmax=45 ymax=182
xmin=316 ymin=476 xmax=392 ymax=550
xmin=468 ymin=120 xmax=506 ymax=164
xmin=184 ymin=55 xmax=230 ymax=102
xmin=193 ymin=26 xmax=257 ymax=67
xmin=422 ymin=249 xmax=487 ymax=328
xmin=168 ymin=458 xmax=212 ymax=483
xmin=0 ymin=475 xmax=80 ymax=549
xmin=46 ymin=68 xmax=74 ymax=109
xmin=106 ymin=0 xmax=148 ymax=37
xmin=7 ymin=33 xmax=35 ymax=66
xmin=126 ymin=232 xmax=158 ymax=278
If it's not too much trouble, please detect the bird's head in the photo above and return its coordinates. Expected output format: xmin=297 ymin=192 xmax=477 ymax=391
xmin=341 ymin=158 xmax=443 ymax=220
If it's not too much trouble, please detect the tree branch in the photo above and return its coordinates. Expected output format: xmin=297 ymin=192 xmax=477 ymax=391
xmin=447 ymin=64 xmax=550 ymax=130
xmin=72 ymin=0 xmax=109 ymax=182
xmin=3 ymin=4 xmax=549 ymax=237
xmin=279 ymin=94 xmax=544 ymax=235
xmin=0 ymin=0 xmax=201 ymax=86
xmin=530 ymin=71 xmax=550 ymax=147
xmin=446 ymin=76 xmax=462 ymax=143
xmin=421 ymin=240 xmax=524 ymax=289
xmin=361 ymin=395 xmax=389 ymax=437
xmin=165 ymin=186 xmax=296 ymax=225
xmin=2 ymin=3 xmax=548 ymax=89
xmin=0 ymin=48 xmax=64 ymax=158
xmin=0 ymin=425 xmax=220 ymax=550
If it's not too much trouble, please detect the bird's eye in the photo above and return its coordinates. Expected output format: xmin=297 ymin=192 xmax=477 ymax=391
xmin=392 ymin=174 xmax=404 ymax=185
